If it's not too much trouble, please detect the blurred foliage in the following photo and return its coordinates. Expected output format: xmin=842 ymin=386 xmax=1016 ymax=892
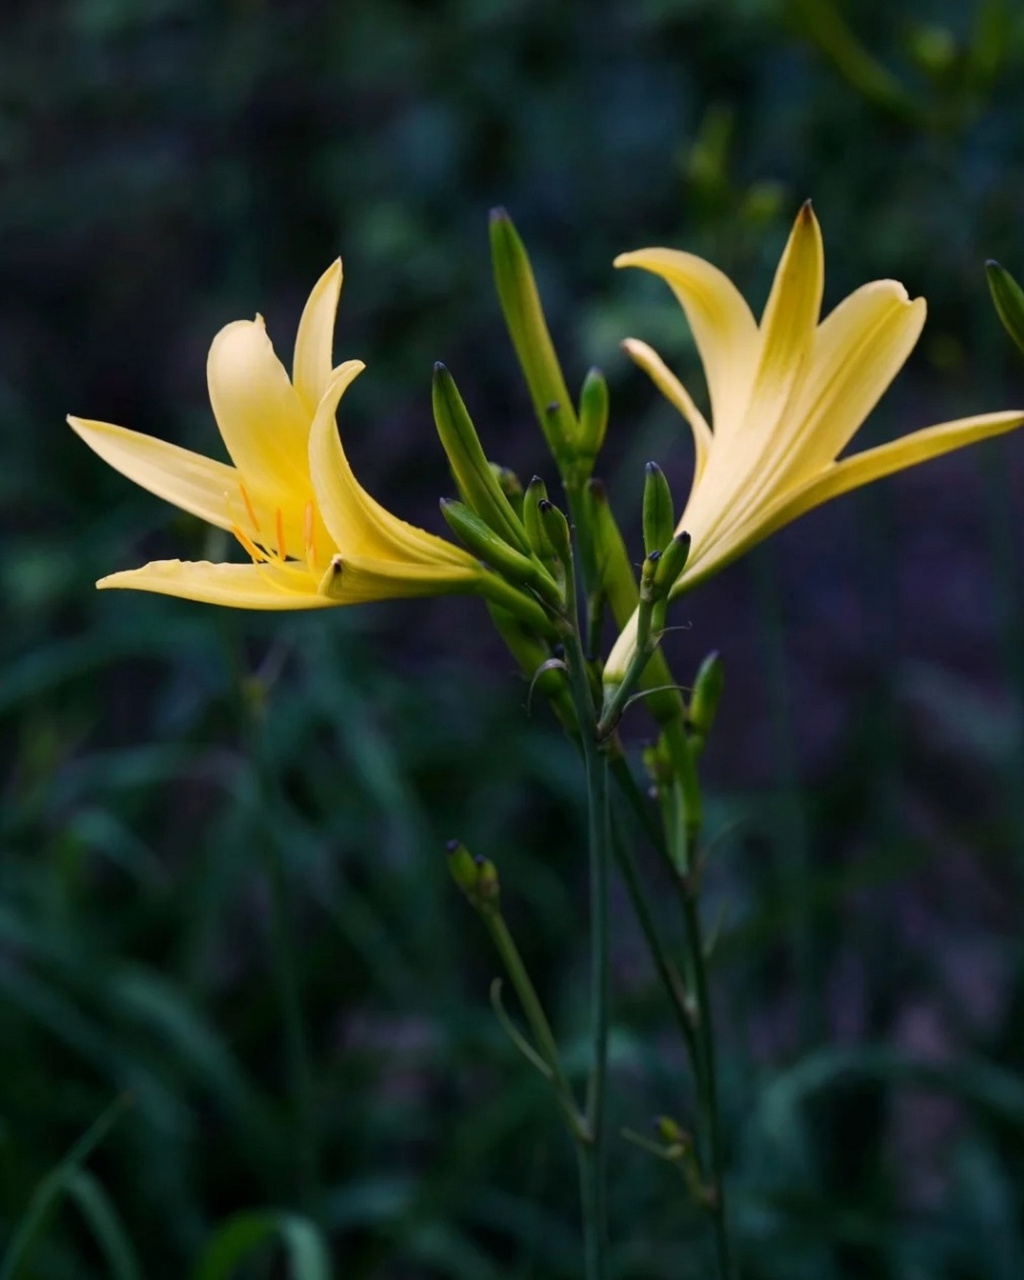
xmin=4 ymin=0 xmax=1024 ymax=1276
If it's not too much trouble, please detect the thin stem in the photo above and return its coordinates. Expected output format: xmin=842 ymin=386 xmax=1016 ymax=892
xmin=483 ymin=909 xmax=586 ymax=1140
xmin=560 ymin=541 xmax=612 ymax=1280
xmin=664 ymin=718 xmax=732 ymax=1280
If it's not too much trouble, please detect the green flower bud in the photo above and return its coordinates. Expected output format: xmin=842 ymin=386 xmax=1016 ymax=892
xmin=432 ymin=363 xmax=531 ymax=554
xmin=522 ymin=475 xmax=557 ymax=563
xmin=446 ymin=839 xmax=479 ymax=896
xmin=642 ymin=462 xmax=674 ymax=557
xmin=537 ymin=498 xmax=573 ymax=568
xmin=490 ymin=462 xmax=524 ymax=516
xmin=440 ymin=499 xmax=561 ymax=606
xmin=489 ymin=208 xmax=578 ymax=466
xmin=688 ymin=650 xmax=724 ymax=739
xmin=446 ymin=841 xmax=500 ymax=914
xmin=576 ymin=367 xmax=609 ymax=472
xmin=653 ymin=531 xmax=691 ymax=592
xmin=986 ymin=261 xmax=1024 ymax=358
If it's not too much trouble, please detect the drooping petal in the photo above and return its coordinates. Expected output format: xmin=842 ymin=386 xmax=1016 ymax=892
xmin=98 ymin=560 xmax=334 ymax=609
xmin=622 ymin=338 xmax=712 ymax=486
xmin=317 ymin=553 xmax=482 ymax=604
xmin=293 ymin=259 xmax=342 ymax=416
xmin=756 ymin=409 xmax=1024 ymax=543
xmin=781 ymin=281 xmax=927 ymax=480
xmin=743 ymin=202 xmax=824 ymax=437
xmin=309 ymin=363 xmax=478 ymax=568
xmin=615 ymin=247 xmax=759 ymax=435
xmin=207 ymin=317 xmax=312 ymax=503
xmin=68 ymin=415 xmax=243 ymax=533
xmin=676 ymin=409 xmax=1024 ymax=595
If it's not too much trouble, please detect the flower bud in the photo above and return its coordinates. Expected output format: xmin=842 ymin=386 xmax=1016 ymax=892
xmin=432 ymin=363 xmax=531 ymax=554
xmin=653 ymin=531 xmax=691 ymax=593
xmin=576 ymin=367 xmax=609 ymax=472
xmin=522 ymin=476 xmax=557 ymax=564
xmin=490 ymin=208 xmax=578 ymax=466
xmin=642 ymin=462 xmax=674 ymax=557
xmin=688 ymin=650 xmax=724 ymax=739
xmin=440 ymin=499 xmax=561 ymax=606
xmin=538 ymin=498 xmax=573 ymax=569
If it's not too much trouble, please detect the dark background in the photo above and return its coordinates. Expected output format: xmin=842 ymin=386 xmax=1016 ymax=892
xmin=4 ymin=1 xmax=1024 ymax=1277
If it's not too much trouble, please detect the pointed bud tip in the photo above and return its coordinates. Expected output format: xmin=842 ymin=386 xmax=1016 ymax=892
xmin=986 ymin=259 xmax=1001 ymax=270
xmin=645 ymin=460 xmax=663 ymax=476
xmin=433 ymin=361 xmax=447 ymax=375
xmin=489 ymin=206 xmax=510 ymax=225
xmin=587 ymin=478 xmax=608 ymax=501
xmin=445 ymin=839 xmax=461 ymax=852
xmin=798 ymin=198 xmax=814 ymax=218
xmin=537 ymin=499 xmax=552 ymax=512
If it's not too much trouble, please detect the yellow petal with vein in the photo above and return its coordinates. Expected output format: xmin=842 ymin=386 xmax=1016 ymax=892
xmin=622 ymin=338 xmax=712 ymax=485
xmin=293 ymin=259 xmax=342 ymax=416
xmin=207 ymin=317 xmax=312 ymax=503
xmin=744 ymin=202 xmax=823 ymax=436
xmin=68 ymin=416 xmax=240 ymax=532
xmin=309 ymin=363 xmax=478 ymax=567
xmin=615 ymin=247 xmax=759 ymax=435
xmin=783 ymin=281 xmax=926 ymax=480
xmin=98 ymin=560 xmax=334 ymax=609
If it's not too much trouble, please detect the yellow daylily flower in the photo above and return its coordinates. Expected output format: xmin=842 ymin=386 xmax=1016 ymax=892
xmin=69 ymin=262 xmax=501 ymax=612
xmin=606 ymin=203 xmax=1024 ymax=681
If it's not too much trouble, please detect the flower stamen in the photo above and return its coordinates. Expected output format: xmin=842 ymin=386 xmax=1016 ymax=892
xmin=232 ymin=524 xmax=267 ymax=564
xmin=275 ymin=508 xmax=287 ymax=562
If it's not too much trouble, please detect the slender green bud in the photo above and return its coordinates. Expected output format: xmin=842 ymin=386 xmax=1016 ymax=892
xmin=642 ymin=462 xmax=675 ymax=557
xmin=653 ymin=530 xmax=691 ymax=592
xmin=640 ymin=549 xmax=661 ymax=597
xmin=489 ymin=208 xmax=578 ymax=465
xmin=537 ymin=498 xmax=572 ymax=567
xmin=440 ymin=498 xmax=561 ymax=605
xmin=446 ymin=839 xmax=479 ymax=896
xmin=446 ymin=840 xmax=500 ymax=915
xmin=432 ymin=363 xmax=531 ymax=554
xmin=522 ymin=476 xmax=556 ymax=562
xmin=585 ymin=479 xmax=639 ymax=626
xmin=986 ymin=260 xmax=1024 ymax=357
xmin=487 ymin=603 xmax=577 ymax=729
xmin=491 ymin=463 xmax=524 ymax=517
xmin=576 ymin=367 xmax=609 ymax=472
xmin=688 ymin=650 xmax=724 ymax=739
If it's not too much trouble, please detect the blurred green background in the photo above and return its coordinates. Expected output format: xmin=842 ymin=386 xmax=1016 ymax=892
xmin=4 ymin=0 xmax=1024 ymax=1276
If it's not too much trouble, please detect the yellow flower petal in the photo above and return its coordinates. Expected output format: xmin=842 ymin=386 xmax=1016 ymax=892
xmin=207 ymin=317 xmax=312 ymax=503
xmin=67 ymin=415 xmax=241 ymax=532
xmin=782 ymin=281 xmax=926 ymax=480
xmin=309 ymin=363 xmax=477 ymax=568
xmin=99 ymin=560 xmax=334 ymax=609
xmin=743 ymin=202 xmax=823 ymax=437
xmin=614 ymin=246 xmax=758 ymax=436
xmin=292 ymin=259 xmax=343 ymax=416
xmin=755 ymin=409 xmax=1024 ymax=547
xmin=622 ymin=338 xmax=712 ymax=485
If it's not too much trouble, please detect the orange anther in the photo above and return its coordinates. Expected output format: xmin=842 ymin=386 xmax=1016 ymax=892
xmin=275 ymin=509 xmax=287 ymax=561
xmin=232 ymin=524 xmax=266 ymax=564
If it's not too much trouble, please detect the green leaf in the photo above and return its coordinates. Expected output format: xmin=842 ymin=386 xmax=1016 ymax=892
xmin=190 ymin=1210 xmax=331 ymax=1280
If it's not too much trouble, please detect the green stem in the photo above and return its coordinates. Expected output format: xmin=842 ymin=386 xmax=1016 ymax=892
xmin=560 ymin=543 xmax=612 ymax=1280
xmin=482 ymin=909 xmax=585 ymax=1140
xmin=664 ymin=719 xmax=732 ymax=1280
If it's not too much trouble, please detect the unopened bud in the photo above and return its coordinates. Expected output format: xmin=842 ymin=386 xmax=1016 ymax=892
xmin=688 ymin=650 xmax=724 ymax=739
xmin=538 ymin=498 xmax=572 ymax=568
xmin=653 ymin=531 xmax=691 ymax=592
xmin=642 ymin=462 xmax=674 ymax=557
xmin=523 ymin=476 xmax=556 ymax=563
xmin=987 ymin=261 xmax=1024 ymax=358
xmin=576 ymin=367 xmax=609 ymax=470
xmin=432 ymin=363 xmax=531 ymax=553
xmin=440 ymin=498 xmax=561 ymax=606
